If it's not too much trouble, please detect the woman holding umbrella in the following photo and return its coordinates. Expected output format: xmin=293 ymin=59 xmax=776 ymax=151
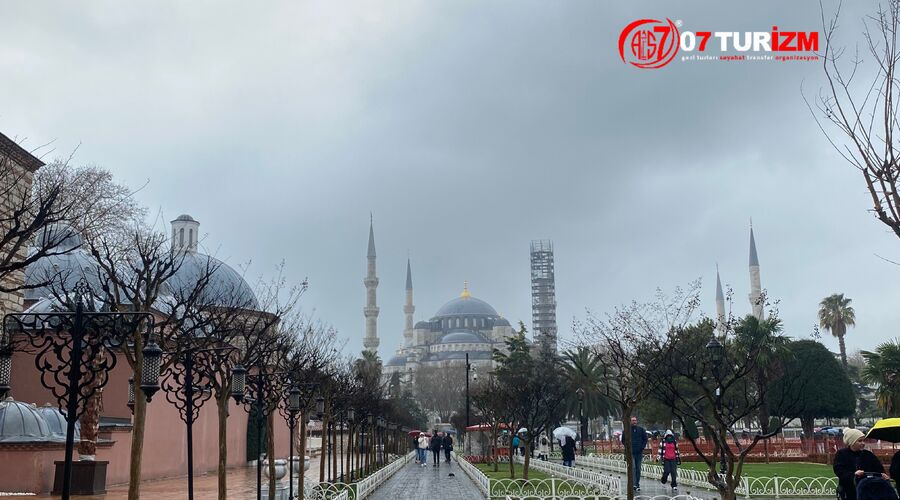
xmin=554 ymin=426 xmax=577 ymax=467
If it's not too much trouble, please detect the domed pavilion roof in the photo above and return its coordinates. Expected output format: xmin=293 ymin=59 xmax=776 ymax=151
xmin=438 ymin=331 xmax=487 ymax=344
xmin=0 ymin=398 xmax=53 ymax=443
xmin=433 ymin=284 xmax=498 ymax=318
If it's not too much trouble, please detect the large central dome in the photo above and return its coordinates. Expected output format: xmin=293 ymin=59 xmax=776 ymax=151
xmin=434 ymin=285 xmax=498 ymax=318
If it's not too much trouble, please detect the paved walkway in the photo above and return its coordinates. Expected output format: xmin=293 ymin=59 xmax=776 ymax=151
xmin=368 ymin=458 xmax=485 ymax=500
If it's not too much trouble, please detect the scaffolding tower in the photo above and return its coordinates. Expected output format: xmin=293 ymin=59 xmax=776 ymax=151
xmin=530 ymin=239 xmax=558 ymax=351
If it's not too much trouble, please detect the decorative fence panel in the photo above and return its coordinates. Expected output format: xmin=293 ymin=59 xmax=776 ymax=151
xmin=559 ymin=453 xmax=838 ymax=498
xmin=304 ymin=452 xmax=414 ymax=500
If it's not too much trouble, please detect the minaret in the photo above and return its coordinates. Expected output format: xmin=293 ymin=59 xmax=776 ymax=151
xmin=748 ymin=224 xmax=764 ymax=320
xmin=715 ymin=264 xmax=726 ymax=334
xmin=363 ymin=216 xmax=380 ymax=353
xmin=403 ymin=258 xmax=415 ymax=347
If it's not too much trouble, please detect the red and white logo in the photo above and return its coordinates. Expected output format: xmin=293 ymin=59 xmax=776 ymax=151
xmin=618 ymin=18 xmax=680 ymax=69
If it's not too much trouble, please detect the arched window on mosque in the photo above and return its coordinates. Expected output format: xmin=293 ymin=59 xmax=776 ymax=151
xmin=179 ymin=228 xmax=184 ymax=247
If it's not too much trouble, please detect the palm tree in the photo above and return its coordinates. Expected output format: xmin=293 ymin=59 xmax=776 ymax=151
xmin=861 ymin=341 xmax=900 ymax=417
xmin=818 ymin=293 xmax=856 ymax=370
xmin=560 ymin=347 xmax=616 ymax=446
xmin=733 ymin=314 xmax=789 ymax=460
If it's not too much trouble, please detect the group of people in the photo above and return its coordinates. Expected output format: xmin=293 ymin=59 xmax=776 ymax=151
xmin=834 ymin=427 xmax=900 ymax=500
xmin=629 ymin=416 xmax=681 ymax=493
xmin=415 ymin=431 xmax=454 ymax=467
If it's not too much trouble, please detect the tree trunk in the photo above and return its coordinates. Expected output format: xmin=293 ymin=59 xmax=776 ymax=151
xmin=509 ymin=439 xmax=515 ymax=479
xmin=216 ymin=395 xmax=228 ymax=500
xmin=78 ymin=386 xmax=102 ymax=458
xmin=128 ymin=370 xmax=146 ymax=500
xmin=299 ymin=416 xmax=308 ymax=495
xmin=267 ymin=411 xmax=276 ymax=500
xmin=319 ymin=406 xmax=328 ymax=482
xmin=801 ymin=416 xmax=815 ymax=455
xmin=491 ymin=427 xmax=499 ymax=472
xmin=522 ymin=441 xmax=530 ymax=480
xmin=332 ymin=421 xmax=337 ymax=481
xmin=622 ymin=407 xmax=634 ymax=500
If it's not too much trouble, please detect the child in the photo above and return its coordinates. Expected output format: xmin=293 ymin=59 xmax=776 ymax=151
xmin=657 ymin=430 xmax=680 ymax=491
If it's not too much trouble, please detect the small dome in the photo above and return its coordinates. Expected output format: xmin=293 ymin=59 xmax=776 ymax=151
xmin=24 ymin=226 xmax=101 ymax=301
xmin=0 ymin=398 xmax=53 ymax=442
xmin=385 ymin=354 xmax=407 ymax=367
xmin=439 ymin=331 xmax=485 ymax=344
xmin=34 ymin=223 xmax=83 ymax=251
xmin=166 ymin=252 xmax=258 ymax=309
xmin=35 ymin=403 xmax=79 ymax=442
xmin=434 ymin=296 xmax=498 ymax=318
xmin=414 ymin=321 xmax=432 ymax=330
xmin=495 ymin=317 xmax=511 ymax=327
xmin=175 ymin=214 xmax=196 ymax=222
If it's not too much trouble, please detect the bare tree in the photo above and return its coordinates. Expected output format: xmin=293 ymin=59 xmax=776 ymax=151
xmin=812 ymin=1 xmax=900 ymax=246
xmin=576 ymin=284 xmax=699 ymax=500
xmin=413 ymin=364 xmax=465 ymax=423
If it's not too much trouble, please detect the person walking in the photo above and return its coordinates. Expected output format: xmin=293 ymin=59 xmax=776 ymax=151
xmin=561 ymin=435 xmax=577 ymax=467
xmin=443 ymin=433 xmax=454 ymax=463
xmin=630 ymin=416 xmax=648 ymax=492
xmin=657 ymin=430 xmax=680 ymax=492
xmin=417 ymin=432 xmax=429 ymax=467
xmin=430 ymin=431 xmax=443 ymax=467
xmin=512 ymin=434 xmax=521 ymax=456
xmin=537 ymin=433 xmax=550 ymax=461
xmin=833 ymin=428 xmax=887 ymax=500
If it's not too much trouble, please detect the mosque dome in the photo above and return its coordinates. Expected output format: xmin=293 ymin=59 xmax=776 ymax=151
xmin=0 ymin=398 xmax=53 ymax=443
xmin=438 ymin=331 xmax=486 ymax=344
xmin=24 ymin=224 xmax=101 ymax=301
xmin=165 ymin=252 xmax=258 ymax=309
xmin=434 ymin=285 xmax=498 ymax=318
xmin=35 ymin=403 xmax=79 ymax=442
xmin=385 ymin=354 xmax=407 ymax=367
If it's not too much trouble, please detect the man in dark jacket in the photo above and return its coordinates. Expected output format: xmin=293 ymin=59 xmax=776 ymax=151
xmin=833 ymin=428 xmax=887 ymax=500
xmin=443 ymin=433 xmax=453 ymax=463
xmin=630 ymin=416 xmax=649 ymax=492
xmin=430 ymin=431 xmax=443 ymax=467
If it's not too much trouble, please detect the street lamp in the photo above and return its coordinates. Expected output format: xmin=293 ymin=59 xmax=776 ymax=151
xmin=465 ymin=353 xmax=478 ymax=427
xmin=234 ymin=369 xmax=289 ymax=500
xmin=160 ymin=345 xmax=238 ymax=500
xmin=705 ymin=336 xmax=726 ymax=474
xmin=279 ymin=384 xmax=302 ymax=500
xmin=576 ymin=387 xmax=586 ymax=456
xmin=3 ymin=284 xmax=157 ymax=500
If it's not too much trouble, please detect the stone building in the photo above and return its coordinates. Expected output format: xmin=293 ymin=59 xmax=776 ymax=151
xmin=362 ymin=220 xmax=517 ymax=386
xmin=0 ymin=132 xmax=45 ymax=318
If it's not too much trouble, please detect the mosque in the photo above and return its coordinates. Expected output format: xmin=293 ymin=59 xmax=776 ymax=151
xmin=359 ymin=219 xmax=517 ymax=385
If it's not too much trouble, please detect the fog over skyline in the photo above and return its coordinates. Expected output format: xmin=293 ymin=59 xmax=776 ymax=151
xmin=1 ymin=0 xmax=897 ymax=359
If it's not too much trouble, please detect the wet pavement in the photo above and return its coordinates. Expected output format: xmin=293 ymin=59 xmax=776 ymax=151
xmin=4 ymin=458 xmax=336 ymax=499
xmin=367 ymin=459 xmax=485 ymax=500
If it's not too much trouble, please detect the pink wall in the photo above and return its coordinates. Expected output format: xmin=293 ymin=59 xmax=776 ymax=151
xmin=2 ymin=349 xmax=292 ymax=494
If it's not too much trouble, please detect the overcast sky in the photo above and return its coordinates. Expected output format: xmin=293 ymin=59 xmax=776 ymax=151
xmin=2 ymin=0 xmax=897 ymax=359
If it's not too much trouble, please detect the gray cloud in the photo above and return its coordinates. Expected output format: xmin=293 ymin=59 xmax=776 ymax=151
xmin=1 ymin=0 xmax=896 ymax=358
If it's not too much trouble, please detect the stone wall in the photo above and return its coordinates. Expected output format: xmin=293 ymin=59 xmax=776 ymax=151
xmin=0 ymin=148 xmax=36 ymax=318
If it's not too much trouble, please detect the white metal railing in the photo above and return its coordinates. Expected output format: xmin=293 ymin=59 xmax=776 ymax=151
xmin=514 ymin=455 xmax=621 ymax=495
xmin=568 ymin=454 xmax=837 ymax=498
xmin=354 ymin=451 xmax=415 ymax=499
xmin=303 ymin=452 xmax=413 ymax=500
xmin=457 ymin=454 xmax=491 ymax=497
xmin=503 ymin=495 xmax=703 ymax=500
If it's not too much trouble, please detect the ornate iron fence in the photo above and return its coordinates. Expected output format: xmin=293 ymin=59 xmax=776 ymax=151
xmin=303 ymin=452 xmax=414 ymax=500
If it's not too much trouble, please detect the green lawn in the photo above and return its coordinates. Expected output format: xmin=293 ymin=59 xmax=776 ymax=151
xmin=679 ymin=462 xmax=832 ymax=478
xmin=476 ymin=463 xmax=553 ymax=480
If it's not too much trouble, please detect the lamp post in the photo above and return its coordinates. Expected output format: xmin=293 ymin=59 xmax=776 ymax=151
xmin=277 ymin=384 xmax=301 ymax=500
xmin=705 ymin=336 xmax=727 ymax=474
xmin=2 ymin=284 xmax=158 ymax=500
xmin=576 ymin=387 xmax=586 ymax=456
xmin=345 ymin=407 xmax=355 ymax=481
xmin=465 ymin=353 xmax=478 ymax=426
xmin=160 ymin=345 xmax=238 ymax=500
xmin=232 ymin=368 xmax=288 ymax=500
